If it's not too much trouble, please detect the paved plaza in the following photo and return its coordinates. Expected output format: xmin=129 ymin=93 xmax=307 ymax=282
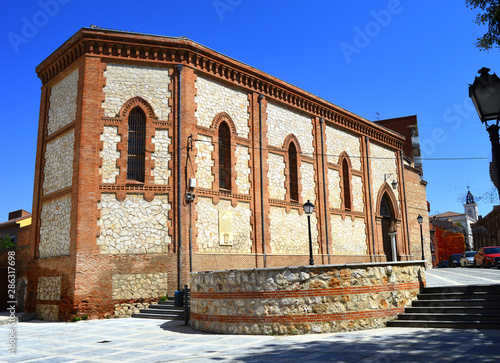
xmin=0 ymin=267 xmax=499 ymax=362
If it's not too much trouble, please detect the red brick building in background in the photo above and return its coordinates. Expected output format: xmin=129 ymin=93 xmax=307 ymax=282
xmin=0 ymin=211 xmax=31 ymax=311
xmin=21 ymin=27 xmax=431 ymax=321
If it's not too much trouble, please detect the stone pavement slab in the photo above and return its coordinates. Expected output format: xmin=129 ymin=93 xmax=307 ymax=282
xmin=0 ymin=318 xmax=499 ymax=362
xmin=425 ymin=266 xmax=500 ymax=286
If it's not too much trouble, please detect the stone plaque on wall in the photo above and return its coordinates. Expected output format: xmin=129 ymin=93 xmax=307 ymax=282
xmin=218 ymin=210 xmax=233 ymax=246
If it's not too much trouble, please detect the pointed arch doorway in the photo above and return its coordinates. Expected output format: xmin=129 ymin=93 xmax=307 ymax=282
xmin=380 ymin=193 xmax=396 ymax=261
xmin=375 ymin=185 xmax=401 ymax=262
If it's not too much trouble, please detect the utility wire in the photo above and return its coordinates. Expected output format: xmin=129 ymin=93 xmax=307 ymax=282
xmin=191 ymin=138 xmax=488 ymax=161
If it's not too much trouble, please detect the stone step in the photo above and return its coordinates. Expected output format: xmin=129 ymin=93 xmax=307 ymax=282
xmin=422 ymin=285 xmax=500 ymax=294
xmin=387 ymin=320 xmax=500 ymax=329
xmin=417 ymin=292 xmax=500 ymax=300
xmin=404 ymin=306 xmax=500 ymax=314
xmin=131 ymin=313 xmax=184 ymax=320
xmin=139 ymin=308 xmax=184 ymax=315
xmin=397 ymin=313 xmax=500 ymax=322
xmin=146 ymin=303 xmax=184 ymax=311
xmin=412 ymin=299 xmax=500 ymax=307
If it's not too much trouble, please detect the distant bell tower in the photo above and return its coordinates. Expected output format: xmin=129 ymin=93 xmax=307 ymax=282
xmin=464 ymin=190 xmax=479 ymax=221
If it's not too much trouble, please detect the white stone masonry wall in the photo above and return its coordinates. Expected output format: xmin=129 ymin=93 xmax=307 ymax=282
xmin=300 ymin=162 xmax=316 ymax=204
xmin=328 ymin=169 xmax=341 ymax=209
xmin=235 ymin=145 xmax=251 ymax=194
xmin=47 ymin=69 xmax=79 ymax=135
xmin=37 ymin=277 xmax=62 ymax=301
xmin=97 ymin=193 xmax=171 ymax=254
xmin=39 ymin=196 xmax=71 ymax=258
xmin=195 ymin=135 xmax=214 ymax=189
xmin=196 ymin=198 xmax=252 ymax=253
xmin=330 ymin=215 xmax=368 ymax=255
xmin=152 ymin=129 xmax=171 ymax=185
xmin=269 ymin=206 xmax=318 ymax=254
xmin=36 ymin=305 xmax=59 ymax=322
xmin=266 ymin=103 xmax=314 ymax=155
xmin=100 ymin=126 xmax=121 ymax=183
xmin=112 ymin=273 xmax=168 ymax=300
xmin=370 ymin=143 xmax=399 ymax=208
xmin=351 ymin=175 xmax=364 ymax=212
xmin=43 ymin=130 xmax=74 ymax=195
xmin=195 ymin=76 xmax=249 ymax=138
xmin=103 ymin=64 xmax=171 ymax=119
xmin=267 ymin=153 xmax=286 ymax=200
xmin=325 ymin=125 xmax=362 ymax=170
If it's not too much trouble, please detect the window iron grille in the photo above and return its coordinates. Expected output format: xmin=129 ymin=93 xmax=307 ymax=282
xmin=127 ymin=107 xmax=146 ymax=182
xmin=218 ymin=122 xmax=231 ymax=190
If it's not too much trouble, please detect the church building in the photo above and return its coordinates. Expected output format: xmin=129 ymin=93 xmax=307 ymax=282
xmin=26 ymin=27 xmax=430 ymax=320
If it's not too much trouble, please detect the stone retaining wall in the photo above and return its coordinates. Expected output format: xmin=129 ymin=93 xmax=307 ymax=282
xmin=190 ymin=262 xmax=425 ymax=335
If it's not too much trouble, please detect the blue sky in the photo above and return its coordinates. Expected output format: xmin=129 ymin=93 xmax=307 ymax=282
xmin=0 ymin=0 xmax=498 ymax=221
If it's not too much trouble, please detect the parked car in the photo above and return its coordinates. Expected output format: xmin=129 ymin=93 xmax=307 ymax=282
xmin=460 ymin=251 xmax=476 ymax=267
xmin=474 ymin=246 xmax=500 ymax=268
xmin=448 ymin=254 xmax=462 ymax=267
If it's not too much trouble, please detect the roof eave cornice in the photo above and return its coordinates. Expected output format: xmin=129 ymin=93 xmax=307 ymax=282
xmin=36 ymin=27 xmax=405 ymax=150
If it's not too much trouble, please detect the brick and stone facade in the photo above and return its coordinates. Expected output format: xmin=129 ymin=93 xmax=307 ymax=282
xmin=25 ymin=27 xmax=429 ymax=321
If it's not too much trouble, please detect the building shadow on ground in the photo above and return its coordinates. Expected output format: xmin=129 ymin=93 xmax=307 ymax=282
xmin=229 ymin=329 xmax=500 ymax=362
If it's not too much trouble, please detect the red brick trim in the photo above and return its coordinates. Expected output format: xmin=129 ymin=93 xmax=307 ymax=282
xmin=191 ymin=281 xmax=420 ymax=299
xmin=191 ymin=307 xmax=405 ymax=324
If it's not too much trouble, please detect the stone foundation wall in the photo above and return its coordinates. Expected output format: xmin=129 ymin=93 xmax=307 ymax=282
xmin=36 ymin=276 xmax=62 ymax=301
xmin=36 ymin=304 xmax=59 ymax=322
xmin=111 ymin=273 xmax=168 ymax=318
xmin=190 ymin=262 xmax=425 ymax=335
xmin=114 ymin=302 xmax=152 ymax=318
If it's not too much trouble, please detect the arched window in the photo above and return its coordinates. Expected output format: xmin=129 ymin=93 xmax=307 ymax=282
xmin=127 ymin=107 xmax=146 ymax=182
xmin=218 ymin=122 xmax=231 ymax=190
xmin=342 ymin=158 xmax=351 ymax=211
xmin=288 ymin=142 xmax=299 ymax=201
xmin=380 ymin=194 xmax=391 ymax=217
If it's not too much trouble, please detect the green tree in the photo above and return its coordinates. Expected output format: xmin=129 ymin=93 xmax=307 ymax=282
xmin=0 ymin=235 xmax=15 ymax=249
xmin=466 ymin=0 xmax=500 ymax=51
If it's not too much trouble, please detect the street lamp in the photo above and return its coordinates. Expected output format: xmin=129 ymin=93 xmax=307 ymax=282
xmin=417 ymin=214 xmax=425 ymax=264
xmin=303 ymin=200 xmax=315 ymax=266
xmin=469 ymin=67 xmax=500 ymax=195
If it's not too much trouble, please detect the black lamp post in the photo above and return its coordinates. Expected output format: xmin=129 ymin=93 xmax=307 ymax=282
xmin=417 ymin=214 xmax=424 ymax=262
xmin=469 ymin=67 xmax=500 ymax=195
xmin=303 ymin=200 xmax=315 ymax=266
